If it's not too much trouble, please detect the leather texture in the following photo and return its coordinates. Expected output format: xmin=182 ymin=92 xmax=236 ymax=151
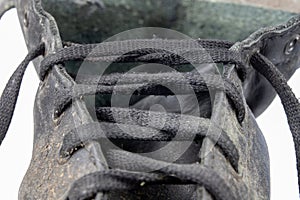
xmin=5 ymin=0 xmax=299 ymax=199
xmin=241 ymin=16 xmax=300 ymax=116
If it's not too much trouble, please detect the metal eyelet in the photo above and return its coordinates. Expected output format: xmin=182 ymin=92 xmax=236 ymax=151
xmin=284 ymin=35 xmax=300 ymax=55
xmin=23 ymin=11 xmax=29 ymax=27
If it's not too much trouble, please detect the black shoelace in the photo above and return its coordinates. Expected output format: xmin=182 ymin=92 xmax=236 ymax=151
xmin=0 ymin=39 xmax=299 ymax=200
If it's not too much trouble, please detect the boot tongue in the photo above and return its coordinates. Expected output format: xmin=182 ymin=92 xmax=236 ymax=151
xmin=130 ymin=64 xmax=215 ymax=118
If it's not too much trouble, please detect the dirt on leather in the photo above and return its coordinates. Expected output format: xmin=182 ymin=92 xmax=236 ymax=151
xmin=213 ymin=0 xmax=300 ymax=12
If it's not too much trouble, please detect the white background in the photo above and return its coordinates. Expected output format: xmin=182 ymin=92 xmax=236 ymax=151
xmin=0 ymin=10 xmax=299 ymax=200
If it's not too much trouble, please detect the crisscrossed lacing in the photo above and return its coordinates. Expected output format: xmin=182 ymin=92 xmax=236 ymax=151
xmin=0 ymin=39 xmax=299 ymax=200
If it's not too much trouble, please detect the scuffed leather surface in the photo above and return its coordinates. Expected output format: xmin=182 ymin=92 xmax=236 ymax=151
xmin=14 ymin=0 xmax=300 ymax=199
xmin=16 ymin=1 xmax=108 ymax=199
xmin=19 ymin=70 xmax=102 ymax=199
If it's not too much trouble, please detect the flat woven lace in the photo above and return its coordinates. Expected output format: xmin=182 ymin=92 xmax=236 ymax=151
xmin=0 ymin=39 xmax=299 ymax=200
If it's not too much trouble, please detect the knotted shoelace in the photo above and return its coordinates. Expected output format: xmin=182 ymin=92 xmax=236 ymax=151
xmin=0 ymin=39 xmax=299 ymax=200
